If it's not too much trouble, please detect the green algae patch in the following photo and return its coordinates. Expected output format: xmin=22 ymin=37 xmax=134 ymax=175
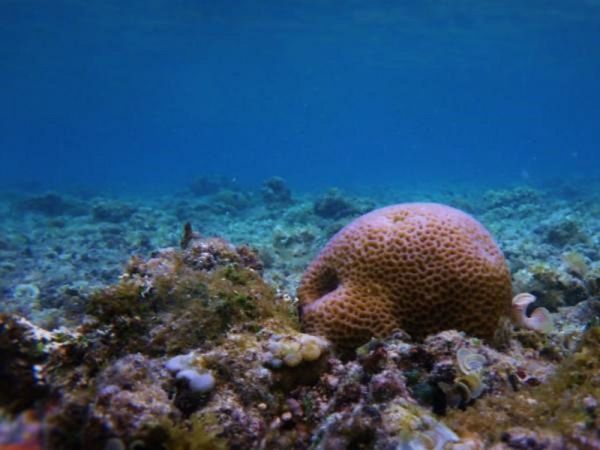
xmin=86 ymin=236 xmax=298 ymax=358
xmin=446 ymin=324 xmax=600 ymax=446
xmin=162 ymin=414 xmax=228 ymax=450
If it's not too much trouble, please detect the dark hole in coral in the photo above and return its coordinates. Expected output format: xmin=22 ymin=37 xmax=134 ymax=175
xmin=315 ymin=267 xmax=340 ymax=298
xmin=174 ymin=379 xmax=211 ymax=417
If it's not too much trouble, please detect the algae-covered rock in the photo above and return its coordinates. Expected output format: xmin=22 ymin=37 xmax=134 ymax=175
xmin=446 ymin=324 xmax=600 ymax=447
xmin=0 ymin=314 xmax=50 ymax=414
xmin=483 ymin=187 xmax=541 ymax=209
xmin=91 ymin=201 xmax=137 ymax=223
xmin=210 ymin=189 xmax=253 ymax=214
xmin=15 ymin=192 xmax=87 ymax=217
xmin=514 ymin=263 xmax=589 ymax=309
xmin=543 ymin=219 xmax=589 ymax=246
xmin=188 ymin=175 xmax=236 ymax=196
xmin=1 ymin=304 xmax=589 ymax=450
xmin=90 ymin=354 xmax=179 ymax=441
xmin=261 ymin=176 xmax=293 ymax=206
xmin=313 ymin=188 xmax=371 ymax=219
xmin=87 ymin=225 xmax=297 ymax=357
xmin=1 ymin=196 xmax=598 ymax=450
xmin=584 ymin=263 xmax=600 ymax=296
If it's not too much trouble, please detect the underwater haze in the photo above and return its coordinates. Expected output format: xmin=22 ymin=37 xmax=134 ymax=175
xmin=1 ymin=0 xmax=600 ymax=193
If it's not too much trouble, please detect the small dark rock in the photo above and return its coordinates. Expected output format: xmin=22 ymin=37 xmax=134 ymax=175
xmin=333 ymin=380 xmax=364 ymax=408
xmin=92 ymin=202 xmax=136 ymax=223
xmin=188 ymin=175 xmax=236 ymax=196
xmin=359 ymin=344 xmax=388 ymax=374
xmin=174 ymin=378 xmax=211 ymax=417
xmin=210 ymin=190 xmax=253 ymax=213
xmin=544 ymin=220 xmax=589 ymax=246
xmin=180 ymin=222 xmax=199 ymax=249
xmin=16 ymin=193 xmax=86 ymax=217
xmin=428 ymin=361 xmax=456 ymax=385
xmin=313 ymin=188 xmax=359 ymax=219
xmin=0 ymin=314 xmax=50 ymax=414
xmin=0 ymin=239 xmax=12 ymax=251
xmin=261 ymin=177 xmax=292 ymax=206
xmin=236 ymin=245 xmax=264 ymax=272
xmin=368 ymin=370 xmax=406 ymax=402
xmin=500 ymin=428 xmax=558 ymax=450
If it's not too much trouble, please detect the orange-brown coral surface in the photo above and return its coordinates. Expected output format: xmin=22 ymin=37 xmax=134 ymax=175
xmin=298 ymin=203 xmax=512 ymax=347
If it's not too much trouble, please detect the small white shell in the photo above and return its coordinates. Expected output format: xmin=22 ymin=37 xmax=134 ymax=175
xmin=457 ymin=347 xmax=486 ymax=375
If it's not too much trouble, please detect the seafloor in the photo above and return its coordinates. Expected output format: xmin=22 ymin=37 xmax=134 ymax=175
xmin=0 ymin=176 xmax=599 ymax=449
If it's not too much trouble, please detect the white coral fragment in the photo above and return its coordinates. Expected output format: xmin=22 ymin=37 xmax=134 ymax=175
xmin=456 ymin=347 xmax=486 ymax=375
xmin=512 ymin=293 xmax=554 ymax=333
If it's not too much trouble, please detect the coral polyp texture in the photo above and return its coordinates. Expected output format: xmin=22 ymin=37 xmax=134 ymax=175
xmin=298 ymin=203 xmax=513 ymax=347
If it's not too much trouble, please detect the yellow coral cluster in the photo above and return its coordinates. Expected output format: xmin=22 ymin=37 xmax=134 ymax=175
xmin=298 ymin=203 xmax=513 ymax=347
xmin=439 ymin=347 xmax=486 ymax=408
xmin=266 ymin=333 xmax=329 ymax=368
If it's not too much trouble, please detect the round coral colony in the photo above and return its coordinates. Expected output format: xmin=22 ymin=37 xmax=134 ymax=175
xmin=297 ymin=203 xmax=513 ymax=347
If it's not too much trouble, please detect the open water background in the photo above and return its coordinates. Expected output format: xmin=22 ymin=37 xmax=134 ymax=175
xmin=1 ymin=0 xmax=599 ymax=194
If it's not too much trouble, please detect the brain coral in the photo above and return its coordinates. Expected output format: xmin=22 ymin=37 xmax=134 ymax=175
xmin=298 ymin=203 xmax=512 ymax=347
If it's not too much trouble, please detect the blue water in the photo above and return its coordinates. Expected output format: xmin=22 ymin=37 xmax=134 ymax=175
xmin=1 ymin=0 xmax=599 ymax=193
